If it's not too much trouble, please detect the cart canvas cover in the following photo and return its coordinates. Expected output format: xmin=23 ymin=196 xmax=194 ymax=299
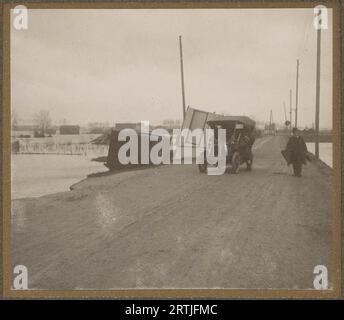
xmin=176 ymin=107 xmax=255 ymax=160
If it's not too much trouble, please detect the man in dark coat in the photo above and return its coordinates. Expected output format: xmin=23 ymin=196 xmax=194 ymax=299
xmin=240 ymin=131 xmax=255 ymax=167
xmin=285 ymin=127 xmax=309 ymax=177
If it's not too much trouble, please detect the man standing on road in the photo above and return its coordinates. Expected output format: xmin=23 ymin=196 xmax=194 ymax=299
xmin=240 ymin=131 xmax=255 ymax=170
xmin=285 ymin=127 xmax=309 ymax=177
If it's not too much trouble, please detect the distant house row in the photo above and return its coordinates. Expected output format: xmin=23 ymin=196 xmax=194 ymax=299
xmin=36 ymin=125 xmax=80 ymax=136
xmin=13 ymin=125 xmax=80 ymax=136
xmin=13 ymin=120 xmax=184 ymax=137
xmin=59 ymin=125 xmax=80 ymax=135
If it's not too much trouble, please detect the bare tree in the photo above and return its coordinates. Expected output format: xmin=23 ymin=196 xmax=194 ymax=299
xmin=33 ymin=110 xmax=52 ymax=135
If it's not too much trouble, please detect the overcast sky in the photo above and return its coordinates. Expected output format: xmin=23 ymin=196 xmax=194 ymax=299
xmin=11 ymin=8 xmax=333 ymax=128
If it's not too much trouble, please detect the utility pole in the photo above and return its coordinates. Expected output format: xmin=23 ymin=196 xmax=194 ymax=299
xmin=283 ymin=101 xmax=288 ymax=132
xmin=315 ymin=11 xmax=322 ymax=159
xmin=295 ymin=59 xmax=299 ymax=128
xmin=269 ymin=109 xmax=274 ymax=135
xmin=289 ymin=89 xmax=292 ymax=133
xmin=179 ymin=35 xmax=186 ymax=120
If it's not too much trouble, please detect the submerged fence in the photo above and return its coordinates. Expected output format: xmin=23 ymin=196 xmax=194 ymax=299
xmin=12 ymin=138 xmax=108 ymax=157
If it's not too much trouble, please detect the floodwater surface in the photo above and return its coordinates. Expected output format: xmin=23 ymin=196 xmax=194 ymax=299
xmin=12 ymin=154 xmax=107 ymax=199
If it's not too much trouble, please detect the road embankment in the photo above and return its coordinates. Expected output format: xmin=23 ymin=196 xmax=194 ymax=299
xmin=11 ymin=136 xmax=333 ymax=290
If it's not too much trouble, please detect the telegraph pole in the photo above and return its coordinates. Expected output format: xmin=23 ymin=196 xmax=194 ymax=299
xmin=179 ymin=35 xmax=186 ymax=120
xmin=268 ymin=109 xmax=275 ymax=135
xmin=295 ymin=59 xmax=299 ymax=128
xmin=289 ymin=89 xmax=292 ymax=133
xmin=315 ymin=11 xmax=322 ymax=159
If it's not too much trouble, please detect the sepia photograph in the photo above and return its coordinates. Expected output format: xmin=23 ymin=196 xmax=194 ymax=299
xmin=2 ymin=1 xmax=341 ymax=298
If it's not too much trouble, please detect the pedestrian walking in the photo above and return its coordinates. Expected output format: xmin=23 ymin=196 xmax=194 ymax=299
xmin=284 ymin=127 xmax=309 ymax=177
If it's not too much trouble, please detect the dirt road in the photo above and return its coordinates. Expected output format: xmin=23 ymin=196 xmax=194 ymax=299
xmin=11 ymin=136 xmax=332 ymax=290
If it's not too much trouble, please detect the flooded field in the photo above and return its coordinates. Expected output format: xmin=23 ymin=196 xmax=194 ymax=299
xmin=12 ymin=154 xmax=108 ymax=199
xmin=306 ymin=142 xmax=332 ymax=168
xmin=11 ymin=137 xmax=332 ymax=200
xmin=12 ymin=133 xmax=108 ymax=156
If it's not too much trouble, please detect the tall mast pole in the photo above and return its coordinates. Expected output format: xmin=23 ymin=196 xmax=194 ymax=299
xmin=315 ymin=12 xmax=322 ymax=159
xmin=295 ymin=59 xmax=299 ymax=128
xmin=179 ymin=35 xmax=186 ymax=120
xmin=289 ymin=89 xmax=292 ymax=133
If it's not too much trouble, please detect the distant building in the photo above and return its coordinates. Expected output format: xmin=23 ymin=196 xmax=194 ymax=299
xmin=115 ymin=123 xmax=143 ymax=131
xmin=46 ymin=128 xmax=57 ymax=135
xmin=59 ymin=125 xmax=80 ymax=135
xmin=161 ymin=119 xmax=182 ymax=129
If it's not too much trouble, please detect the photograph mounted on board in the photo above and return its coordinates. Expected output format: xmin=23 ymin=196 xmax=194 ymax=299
xmin=2 ymin=2 xmax=341 ymax=298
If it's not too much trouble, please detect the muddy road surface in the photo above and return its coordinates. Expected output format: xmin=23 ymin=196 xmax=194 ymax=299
xmin=11 ymin=136 xmax=332 ymax=290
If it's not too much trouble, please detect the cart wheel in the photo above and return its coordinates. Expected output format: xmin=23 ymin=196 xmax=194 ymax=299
xmin=231 ymin=152 xmax=240 ymax=174
xmin=198 ymin=163 xmax=207 ymax=173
